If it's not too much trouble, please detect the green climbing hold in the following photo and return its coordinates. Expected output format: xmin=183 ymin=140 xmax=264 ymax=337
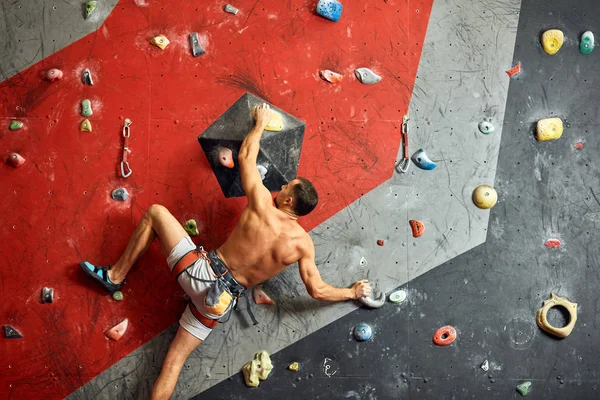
xmin=81 ymin=99 xmax=93 ymax=117
xmin=516 ymin=381 xmax=531 ymax=396
xmin=184 ymin=219 xmax=199 ymax=236
xmin=9 ymin=121 xmax=23 ymax=130
xmin=112 ymin=291 xmax=123 ymax=301
xmin=580 ymin=31 xmax=595 ymax=55
xmin=85 ymin=1 xmax=97 ymax=19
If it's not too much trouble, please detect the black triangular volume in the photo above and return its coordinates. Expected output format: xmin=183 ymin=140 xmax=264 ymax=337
xmin=3 ymin=325 xmax=23 ymax=339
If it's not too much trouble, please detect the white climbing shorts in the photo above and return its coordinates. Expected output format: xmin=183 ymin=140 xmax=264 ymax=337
xmin=166 ymin=236 xmax=232 ymax=341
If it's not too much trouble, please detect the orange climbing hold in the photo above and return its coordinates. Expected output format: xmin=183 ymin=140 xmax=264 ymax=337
xmin=573 ymin=142 xmax=584 ymax=150
xmin=409 ymin=220 xmax=424 ymax=237
xmin=319 ymin=69 xmax=343 ymax=83
xmin=105 ymin=318 xmax=129 ymax=341
xmin=433 ymin=325 xmax=456 ymax=346
xmin=253 ymin=286 xmax=275 ymax=305
xmin=505 ymin=61 xmax=521 ymax=78
xmin=217 ymin=147 xmax=234 ymax=168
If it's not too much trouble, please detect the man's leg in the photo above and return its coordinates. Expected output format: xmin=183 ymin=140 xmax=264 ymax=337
xmin=150 ymin=326 xmax=202 ymax=400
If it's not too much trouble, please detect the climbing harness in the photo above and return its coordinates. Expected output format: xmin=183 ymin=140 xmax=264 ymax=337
xmin=120 ymin=118 xmax=132 ymax=178
xmin=395 ymin=115 xmax=410 ymax=173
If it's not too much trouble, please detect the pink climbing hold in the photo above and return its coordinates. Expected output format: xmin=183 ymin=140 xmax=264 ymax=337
xmin=573 ymin=142 xmax=584 ymax=149
xmin=319 ymin=69 xmax=343 ymax=83
xmin=8 ymin=153 xmax=25 ymax=168
xmin=105 ymin=318 xmax=129 ymax=341
xmin=45 ymin=68 xmax=63 ymax=82
xmin=253 ymin=286 xmax=275 ymax=305
xmin=217 ymin=147 xmax=234 ymax=168
xmin=505 ymin=61 xmax=521 ymax=78
xmin=545 ymin=239 xmax=562 ymax=248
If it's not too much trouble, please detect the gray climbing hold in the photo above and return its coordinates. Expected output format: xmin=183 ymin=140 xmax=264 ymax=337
xmin=189 ymin=33 xmax=206 ymax=57
xmin=3 ymin=325 xmax=22 ymax=339
xmin=354 ymin=68 xmax=382 ymax=85
xmin=353 ymin=323 xmax=372 ymax=341
xmin=224 ymin=4 xmax=239 ymax=14
xmin=42 ymin=287 xmax=54 ymax=303
xmin=81 ymin=99 xmax=93 ymax=117
xmin=359 ymin=290 xmax=386 ymax=308
xmin=85 ymin=1 xmax=97 ymax=19
xmin=389 ymin=290 xmax=407 ymax=303
xmin=478 ymin=120 xmax=495 ymax=134
xmin=411 ymin=148 xmax=436 ymax=170
xmin=82 ymin=68 xmax=94 ymax=86
xmin=111 ymin=188 xmax=129 ymax=201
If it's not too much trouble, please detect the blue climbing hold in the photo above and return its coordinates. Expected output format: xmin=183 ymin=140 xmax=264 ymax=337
xmin=353 ymin=323 xmax=372 ymax=342
xmin=411 ymin=149 xmax=436 ymax=170
xmin=316 ymin=0 xmax=343 ymax=22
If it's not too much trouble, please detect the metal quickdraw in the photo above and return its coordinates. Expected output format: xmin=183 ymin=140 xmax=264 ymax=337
xmin=395 ymin=115 xmax=410 ymax=173
xmin=120 ymin=118 xmax=132 ymax=178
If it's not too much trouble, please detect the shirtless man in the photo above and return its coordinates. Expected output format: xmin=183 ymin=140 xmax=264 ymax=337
xmin=80 ymin=103 xmax=371 ymax=399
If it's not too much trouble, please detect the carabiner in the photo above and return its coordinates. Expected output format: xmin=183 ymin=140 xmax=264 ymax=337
xmin=395 ymin=115 xmax=410 ymax=173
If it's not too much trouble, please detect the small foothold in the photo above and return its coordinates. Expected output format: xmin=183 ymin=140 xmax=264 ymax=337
xmin=545 ymin=239 xmax=562 ymax=248
xmin=478 ymin=120 xmax=495 ymax=135
xmin=106 ymin=318 xmax=129 ymax=341
xmin=217 ymin=147 xmax=234 ymax=168
xmin=506 ymin=61 xmax=521 ymax=78
xmin=81 ymin=99 xmax=93 ymax=117
xmin=580 ymin=31 xmax=595 ymax=55
xmin=288 ymin=362 xmax=299 ymax=372
xmin=315 ymin=0 xmax=343 ymax=22
xmin=573 ymin=142 xmax=584 ymax=149
xmin=541 ymin=29 xmax=564 ymax=55
xmin=85 ymin=1 xmax=97 ymax=19
xmin=409 ymin=220 xmax=425 ymax=238
xmin=257 ymin=165 xmax=268 ymax=180
xmin=377 ymin=239 xmax=384 ymax=246
xmin=243 ymin=351 xmax=273 ymax=387
xmin=264 ymin=111 xmax=284 ymax=132
xmin=516 ymin=381 xmax=531 ymax=396
xmin=8 ymin=153 xmax=26 ymax=168
xmin=354 ymin=68 xmax=382 ymax=85
xmin=184 ymin=219 xmax=199 ymax=236
xmin=433 ymin=325 xmax=457 ymax=346
xmin=189 ymin=33 xmax=206 ymax=57
xmin=112 ymin=291 xmax=124 ymax=301
xmin=111 ymin=188 xmax=130 ymax=201
xmin=80 ymin=119 xmax=92 ymax=132
xmin=82 ymin=68 xmax=94 ymax=85
xmin=9 ymin=121 xmax=23 ymax=130
xmin=42 ymin=287 xmax=54 ymax=303
xmin=319 ymin=69 xmax=343 ymax=83
xmin=536 ymin=117 xmax=563 ymax=142
xmin=353 ymin=323 xmax=372 ymax=342
xmin=411 ymin=148 xmax=436 ymax=170
xmin=46 ymin=68 xmax=63 ymax=81
xmin=3 ymin=325 xmax=23 ymax=339
xmin=481 ymin=360 xmax=489 ymax=371
xmin=359 ymin=290 xmax=386 ymax=308
xmin=253 ymin=286 xmax=275 ymax=305
xmin=151 ymin=35 xmax=170 ymax=50
xmin=472 ymin=185 xmax=498 ymax=209
xmin=224 ymin=4 xmax=239 ymax=14
xmin=389 ymin=290 xmax=407 ymax=303
xmin=359 ymin=257 xmax=368 ymax=267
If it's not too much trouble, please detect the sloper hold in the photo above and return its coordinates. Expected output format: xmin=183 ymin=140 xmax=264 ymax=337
xmin=85 ymin=1 xmax=97 ymax=19
xmin=4 ymin=325 xmax=23 ymax=338
xmin=189 ymin=33 xmax=206 ymax=57
xmin=111 ymin=187 xmax=129 ymax=201
xmin=42 ymin=287 xmax=54 ymax=303
xmin=409 ymin=220 xmax=425 ymax=237
xmin=151 ymin=35 xmax=170 ymax=50
xmin=8 ymin=153 xmax=25 ymax=168
xmin=478 ymin=120 xmax=495 ymax=134
xmin=81 ymin=99 xmax=93 ymax=117
xmin=541 ymin=29 xmax=564 ymax=55
xmin=506 ymin=61 xmax=521 ymax=78
xmin=46 ymin=68 xmax=63 ymax=81
xmin=265 ymin=110 xmax=284 ymax=132
xmin=316 ymin=0 xmax=343 ymax=22
xmin=354 ymin=68 xmax=382 ymax=84
xmin=536 ymin=117 xmax=563 ymax=142
xmin=580 ymin=31 xmax=595 ymax=54
xmin=253 ymin=286 xmax=275 ymax=305
xmin=472 ymin=185 xmax=497 ymax=209
xmin=224 ymin=4 xmax=238 ymax=14
xmin=80 ymin=119 xmax=92 ymax=132
xmin=359 ymin=290 xmax=385 ymax=308
xmin=353 ymin=323 xmax=372 ymax=342
xmin=243 ymin=350 xmax=273 ymax=387
xmin=411 ymin=148 xmax=436 ymax=170
xmin=9 ymin=121 xmax=23 ymax=130
xmin=106 ymin=318 xmax=129 ymax=341
xmin=82 ymin=68 xmax=94 ymax=85
xmin=319 ymin=69 xmax=343 ymax=83
xmin=184 ymin=219 xmax=199 ymax=236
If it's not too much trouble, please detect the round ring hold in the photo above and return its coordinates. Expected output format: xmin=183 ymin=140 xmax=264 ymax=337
xmin=433 ymin=325 xmax=456 ymax=346
xmin=536 ymin=293 xmax=577 ymax=338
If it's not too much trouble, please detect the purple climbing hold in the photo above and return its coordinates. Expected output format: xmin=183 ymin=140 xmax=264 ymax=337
xmin=4 ymin=325 xmax=23 ymax=339
xmin=316 ymin=0 xmax=343 ymax=22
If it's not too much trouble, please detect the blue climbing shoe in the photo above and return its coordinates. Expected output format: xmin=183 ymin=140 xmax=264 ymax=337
xmin=79 ymin=261 xmax=124 ymax=293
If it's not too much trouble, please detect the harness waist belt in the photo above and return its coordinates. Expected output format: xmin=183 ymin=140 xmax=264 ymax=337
xmin=189 ymin=302 xmax=219 ymax=329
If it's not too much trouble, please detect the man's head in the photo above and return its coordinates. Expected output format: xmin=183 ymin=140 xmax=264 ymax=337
xmin=274 ymin=177 xmax=318 ymax=217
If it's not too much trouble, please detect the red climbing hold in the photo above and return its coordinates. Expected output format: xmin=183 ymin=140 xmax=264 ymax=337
xmin=409 ymin=220 xmax=425 ymax=238
xmin=377 ymin=240 xmax=385 ymax=246
xmin=545 ymin=239 xmax=562 ymax=248
xmin=105 ymin=319 xmax=129 ymax=341
xmin=217 ymin=147 xmax=234 ymax=168
xmin=433 ymin=325 xmax=456 ymax=346
xmin=7 ymin=153 xmax=25 ymax=168
xmin=573 ymin=142 xmax=584 ymax=149
xmin=505 ymin=61 xmax=521 ymax=78
xmin=253 ymin=286 xmax=275 ymax=305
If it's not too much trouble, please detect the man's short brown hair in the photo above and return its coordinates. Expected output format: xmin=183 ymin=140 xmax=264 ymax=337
xmin=292 ymin=177 xmax=318 ymax=216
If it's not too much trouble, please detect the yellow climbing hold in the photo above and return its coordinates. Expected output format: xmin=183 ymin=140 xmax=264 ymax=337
xmin=80 ymin=119 xmax=92 ymax=132
xmin=151 ymin=35 xmax=170 ymax=50
xmin=536 ymin=117 xmax=563 ymax=142
xmin=265 ymin=110 xmax=284 ymax=132
xmin=541 ymin=29 xmax=564 ymax=55
xmin=242 ymin=350 xmax=273 ymax=387
xmin=473 ymin=185 xmax=497 ymax=209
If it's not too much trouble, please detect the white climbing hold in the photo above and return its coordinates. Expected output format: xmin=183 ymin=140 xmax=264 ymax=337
xmin=481 ymin=360 xmax=489 ymax=371
xmin=389 ymin=290 xmax=407 ymax=303
xmin=354 ymin=68 xmax=382 ymax=84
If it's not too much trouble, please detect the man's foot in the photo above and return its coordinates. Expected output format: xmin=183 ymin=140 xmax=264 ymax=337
xmin=79 ymin=261 xmax=124 ymax=293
